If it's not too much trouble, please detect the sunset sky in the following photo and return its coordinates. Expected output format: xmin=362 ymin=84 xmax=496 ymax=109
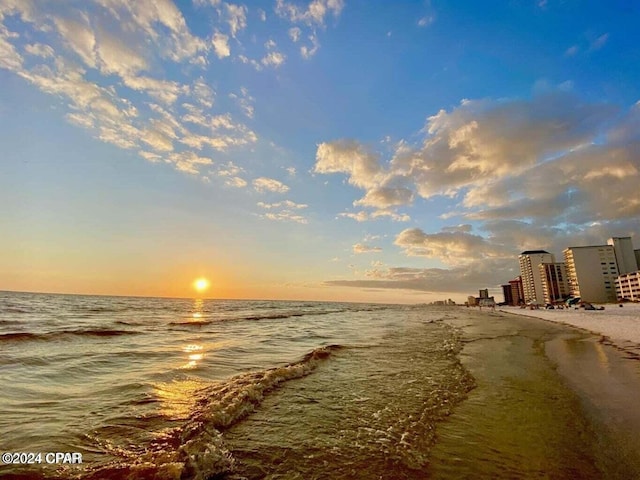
xmin=1 ymin=0 xmax=639 ymax=303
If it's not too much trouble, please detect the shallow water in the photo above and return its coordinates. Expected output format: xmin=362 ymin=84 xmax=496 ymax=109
xmin=1 ymin=293 xmax=639 ymax=479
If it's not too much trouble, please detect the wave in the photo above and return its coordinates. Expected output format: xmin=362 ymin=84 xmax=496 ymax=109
xmin=79 ymin=345 xmax=343 ymax=480
xmin=167 ymin=308 xmax=358 ymax=327
xmin=0 ymin=307 xmax=32 ymax=314
xmin=0 ymin=329 xmax=141 ymax=342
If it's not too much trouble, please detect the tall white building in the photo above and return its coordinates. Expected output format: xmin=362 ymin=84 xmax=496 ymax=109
xmin=608 ymin=237 xmax=639 ymax=275
xmin=615 ymin=272 xmax=640 ymax=302
xmin=539 ymin=263 xmax=570 ymax=304
xmin=519 ymin=250 xmax=554 ymax=305
xmin=563 ymin=245 xmax=619 ymax=303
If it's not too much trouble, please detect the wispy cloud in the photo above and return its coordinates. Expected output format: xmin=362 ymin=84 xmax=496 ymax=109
xmin=253 ymin=177 xmax=290 ymax=193
xmin=353 ymin=243 xmax=382 ymax=254
xmin=257 ymin=199 xmax=308 ymax=224
xmin=0 ymin=0 xmax=266 ymax=184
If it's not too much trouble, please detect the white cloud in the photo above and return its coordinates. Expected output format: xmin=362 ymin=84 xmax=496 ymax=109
xmin=257 ymin=200 xmax=308 ymax=209
xmin=257 ymin=200 xmax=308 ymax=223
xmin=264 ymin=211 xmax=308 ymax=224
xmin=224 ymin=3 xmax=247 ymax=37
xmin=288 ymin=27 xmax=301 ymax=42
xmin=354 ymin=187 xmax=414 ymax=208
xmin=417 ymin=15 xmax=434 ymax=27
xmin=191 ymin=77 xmax=215 ymax=108
xmin=228 ymin=87 xmax=254 ymax=118
xmin=252 ymin=177 xmax=290 ymax=193
xmin=225 ymin=176 xmax=248 ymax=188
xmin=52 ymin=15 xmax=97 ymax=68
xmin=353 ymin=243 xmax=382 ymax=254
xmin=212 ymin=32 xmax=230 ymax=58
xmin=300 ymin=34 xmax=319 ymax=59
xmin=261 ymin=50 xmax=286 ymax=68
xmin=168 ymin=151 xmax=213 ymax=174
xmin=315 ymin=140 xmax=382 ymax=189
xmin=275 ymin=0 xmax=344 ymax=27
xmin=337 ymin=211 xmax=369 ymax=222
xmin=24 ymin=42 xmax=54 ymax=58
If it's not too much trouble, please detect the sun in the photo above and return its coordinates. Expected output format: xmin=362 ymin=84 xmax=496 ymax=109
xmin=193 ymin=278 xmax=210 ymax=293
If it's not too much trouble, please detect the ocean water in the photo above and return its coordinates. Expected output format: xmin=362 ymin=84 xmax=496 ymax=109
xmin=3 ymin=291 xmax=637 ymax=479
xmin=0 ymin=292 xmax=473 ymax=479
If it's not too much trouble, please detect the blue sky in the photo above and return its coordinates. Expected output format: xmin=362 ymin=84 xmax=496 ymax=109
xmin=1 ymin=0 xmax=639 ymax=302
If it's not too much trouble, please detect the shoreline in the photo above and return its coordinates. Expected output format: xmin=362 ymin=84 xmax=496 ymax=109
xmin=435 ymin=308 xmax=640 ymax=478
xmin=497 ymin=304 xmax=640 ymax=359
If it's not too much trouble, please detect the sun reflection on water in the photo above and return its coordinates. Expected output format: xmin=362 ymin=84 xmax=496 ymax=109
xmin=181 ymin=343 xmax=205 ymax=369
xmin=153 ymin=379 xmax=208 ymax=420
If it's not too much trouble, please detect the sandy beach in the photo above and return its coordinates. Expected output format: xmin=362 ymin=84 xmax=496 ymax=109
xmin=438 ymin=307 xmax=640 ymax=478
xmin=500 ymin=303 xmax=640 ymax=356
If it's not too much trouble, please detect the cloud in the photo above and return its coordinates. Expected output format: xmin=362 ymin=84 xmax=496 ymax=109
xmin=257 ymin=200 xmax=308 ymax=224
xmin=168 ymin=151 xmax=213 ymax=174
xmin=565 ymin=45 xmax=579 ymax=56
xmin=212 ymin=32 xmax=230 ymax=58
xmin=325 ymin=258 xmax=518 ymax=294
xmin=590 ymin=33 xmax=609 ymax=51
xmin=394 ymin=227 xmax=513 ymax=266
xmin=289 ymin=27 xmax=301 ymax=42
xmin=252 ymin=177 xmax=290 ymax=193
xmin=354 ymin=187 xmax=414 ymax=208
xmin=229 ymin=87 xmax=254 ymax=118
xmin=353 ymin=243 xmax=382 ymax=254
xmin=261 ymin=50 xmax=286 ymax=68
xmin=52 ymin=15 xmax=97 ymax=68
xmin=276 ymin=0 xmax=342 ymax=58
xmin=275 ymin=0 xmax=344 ymax=27
xmin=224 ymin=176 xmax=248 ymax=188
xmin=258 ymin=200 xmax=308 ymax=209
xmin=191 ymin=78 xmax=215 ymax=108
xmin=337 ymin=210 xmax=410 ymax=222
xmin=317 ymin=92 xmax=639 ymax=294
xmin=315 ymin=140 xmax=382 ymax=189
xmin=224 ymin=3 xmax=247 ymax=37
xmin=315 ymin=92 xmax=633 ymax=226
xmin=417 ymin=15 xmax=434 ymax=27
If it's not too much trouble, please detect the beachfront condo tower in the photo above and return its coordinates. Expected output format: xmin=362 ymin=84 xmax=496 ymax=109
xmin=563 ymin=245 xmax=619 ymax=303
xmin=608 ymin=237 xmax=639 ymax=275
xmin=539 ymin=263 xmax=570 ymax=304
xmin=615 ymin=271 xmax=640 ymax=302
xmin=519 ymin=250 xmax=554 ymax=305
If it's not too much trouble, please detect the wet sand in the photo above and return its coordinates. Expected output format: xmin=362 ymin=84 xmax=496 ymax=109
xmin=432 ymin=309 xmax=640 ymax=479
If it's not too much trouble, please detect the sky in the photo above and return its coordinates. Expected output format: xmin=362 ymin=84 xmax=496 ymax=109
xmin=1 ymin=0 xmax=639 ymax=303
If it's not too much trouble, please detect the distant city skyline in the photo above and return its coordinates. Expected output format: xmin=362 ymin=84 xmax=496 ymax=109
xmin=1 ymin=1 xmax=639 ymax=302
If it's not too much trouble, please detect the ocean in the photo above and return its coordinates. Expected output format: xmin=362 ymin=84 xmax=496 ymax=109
xmin=0 ymin=292 xmax=473 ymax=479
xmin=1 ymin=291 xmax=638 ymax=479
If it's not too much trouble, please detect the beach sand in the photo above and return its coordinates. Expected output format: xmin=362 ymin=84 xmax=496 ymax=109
xmin=501 ymin=303 xmax=640 ymax=357
xmin=427 ymin=307 xmax=640 ymax=478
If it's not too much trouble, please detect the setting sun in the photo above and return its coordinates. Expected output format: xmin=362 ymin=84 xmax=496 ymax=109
xmin=193 ymin=278 xmax=210 ymax=293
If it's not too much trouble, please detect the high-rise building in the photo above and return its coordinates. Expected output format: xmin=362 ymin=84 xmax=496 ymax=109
xmin=615 ymin=272 xmax=640 ymax=302
xmin=519 ymin=250 xmax=554 ymax=305
xmin=539 ymin=263 xmax=569 ymax=304
xmin=563 ymin=245 xmax=619 ymax=303
xmin=502 ymin=284 xmax=513 ymax=305
xmin=608 ymin=237 xmax=639 ymax=274
xmin=509 ymin=276 xmax=524 ymax=306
